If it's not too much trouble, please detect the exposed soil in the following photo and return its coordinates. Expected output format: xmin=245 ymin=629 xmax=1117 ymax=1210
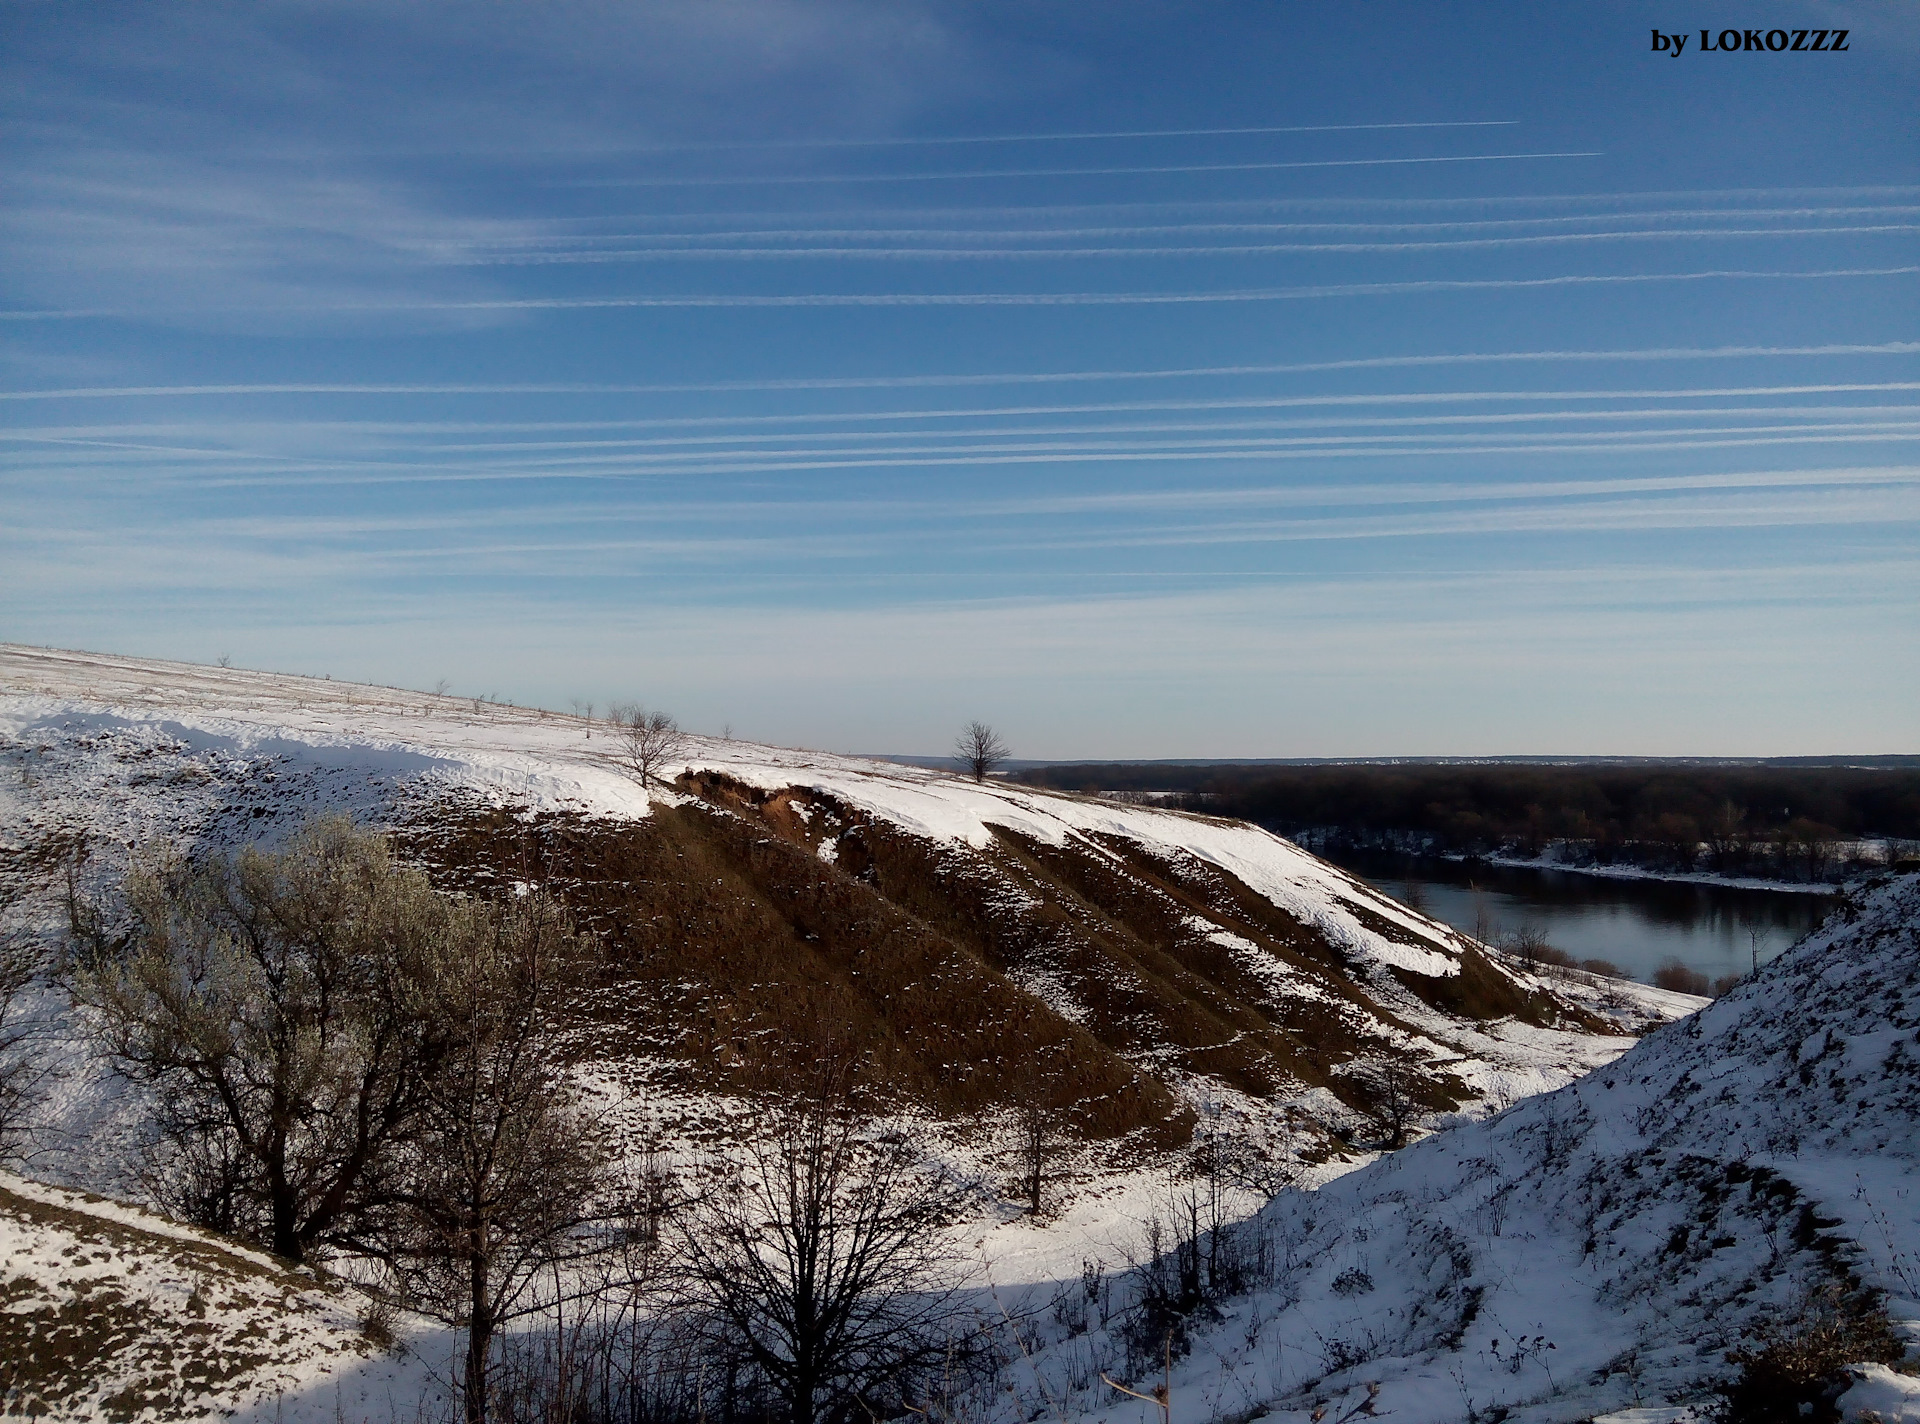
xmin=396 ymin=773 xmax=1602 ymax=1154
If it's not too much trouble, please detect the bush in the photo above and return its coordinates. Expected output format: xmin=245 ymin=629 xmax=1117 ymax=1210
xmin=73 ymin=819 xmax=460 ymax=1262
xmin=1715 ymin=1284 xmax=1904 ymax=1424
xmin=1580 ymin=958 xmax=1626 ymax=978
xmin=1652 ymin=959 xmax=1711 ymax=996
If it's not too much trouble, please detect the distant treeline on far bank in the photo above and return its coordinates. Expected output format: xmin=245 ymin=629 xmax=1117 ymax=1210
xmin=1012 ymin=760 xmax=1920 ymax=883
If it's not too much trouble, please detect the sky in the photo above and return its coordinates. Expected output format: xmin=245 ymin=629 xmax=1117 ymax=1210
xmin=2 ymin=1 xmax=1916 ymax=758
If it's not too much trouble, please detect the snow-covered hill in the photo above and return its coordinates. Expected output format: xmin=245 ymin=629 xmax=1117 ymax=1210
xmin=1002 ymin=872 xmax=1920 ymax=1424
xmin=1 ymin=645 xmax=1690 ymax=1276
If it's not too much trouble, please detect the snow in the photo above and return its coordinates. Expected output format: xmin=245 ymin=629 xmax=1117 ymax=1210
xmin=1468 ymin=849 xmax=1841 ymax=896
xmin=1841 ymin=1364 xmax=1920 ymax=1422
xmin=0 ymin=644 xmax=1751 ymax=1404
xmin=993 ymin=870 xmax=1920 ymax=1424
xmin=1 ymin=645 xmax=1905 ymax=1421
xmin=0 ymin=1168 xmax=455 ymax=1422
xmin=0 ymin=647 xmax=1684 ymax=1216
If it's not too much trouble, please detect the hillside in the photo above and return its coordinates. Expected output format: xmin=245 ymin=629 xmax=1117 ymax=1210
xmin=1000 ymin=871 xmax=1920 ymax=1424
xmin=0 ymin=1169 xmax=444 ymax=1421
xmin=0 ymin=645 xmax=1688 ymax=1229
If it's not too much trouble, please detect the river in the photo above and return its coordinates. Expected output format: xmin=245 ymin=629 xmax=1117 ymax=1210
xmin=1318 ymin=848 xmax=1836 ymax=986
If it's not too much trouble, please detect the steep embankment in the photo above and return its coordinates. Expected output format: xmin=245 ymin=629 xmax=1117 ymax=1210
xmin=1 ymin=645 xmax=1684 ymax=1198
xmin=1006 ymin=873 xmax=1920 ymax=1424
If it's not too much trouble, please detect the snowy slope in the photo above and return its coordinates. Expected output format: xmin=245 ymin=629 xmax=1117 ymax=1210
xmin=0 ymin=1169 xmax=452 ymax=1421
xmin=1001 ymin=872 xmax=1920 ymax=1424
xmin=0 ymin=645 xmax=1690 ymax=1272
xmin=4 ymin=643 xmax=1483 ymax=979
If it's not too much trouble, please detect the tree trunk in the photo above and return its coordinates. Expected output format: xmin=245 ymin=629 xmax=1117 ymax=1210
xmin=267 ymin=1133 xmax=300 ymax=1262
xmin=465 ymin=1243 xmax=492 ymax=1424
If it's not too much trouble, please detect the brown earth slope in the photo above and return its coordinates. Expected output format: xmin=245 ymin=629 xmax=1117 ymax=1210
xmin=401 ymin=773 xmax=1627 ymax=1159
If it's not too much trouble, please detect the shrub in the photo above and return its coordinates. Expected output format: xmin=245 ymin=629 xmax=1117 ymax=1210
xmin=1715 ymin=1284 xmax=1904 ymax=1424
xmin=1652 ymin=959 xmax=1712 ymax=996
xmin=1580 ymin=958 xmax=1626 ymax=978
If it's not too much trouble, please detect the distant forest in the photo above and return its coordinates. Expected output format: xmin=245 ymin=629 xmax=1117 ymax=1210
xmin=1013 ymin=763 xmax=1920 ymax=882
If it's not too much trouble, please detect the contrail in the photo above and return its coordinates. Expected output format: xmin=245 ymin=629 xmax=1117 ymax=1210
xmin=341 ymin=408 xmax=1920 ymax=453
xmin=300 ymin=424 xmax=1920 ymax=475
xmin=18 ymin=416 xmax=1911 ymax=468
xmin=325 ymin=265 xmax=1920 ymax=312
xmin=5 ymin=266 xmax=1874 ymax=322
xmin=566 ymin=150 xmax=1603 ymax=187
xmin=1009 ymin=489 xmax=1919 ymax=548
xmin=45 ymin=432 xmax=1920 ymax=490
xmin=552 ymin=120 xmax=1523 ymax=151
xmin=472 ymin=206 xmax=1920 ymax=246
xmin=10 ymin=388 xmax=1919 ymax=437
xmin=558 ymin=186 xmax=1920 ymax=227
xmin=5 ymin=346 xmax=1914 ymax=401
xmin=452 ymin=225 xmax=1920 ymax=264
xmin=984 ymin=465 xmax=1920 ymax=516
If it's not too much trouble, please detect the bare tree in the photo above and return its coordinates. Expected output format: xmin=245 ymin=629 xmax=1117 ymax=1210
xmin=1353 ymin=1057 xmax=1423 ymax=1150
xmin=384 ymin=893 xmax=607 ymax=1424
xmin=0 ymin=933 xmax=50 ymax=1162
xmin=610 ymin=704 xmax=687 ymax=790
xmin=1010 ymin=1052 xmax=1068 ymax=1216
xmin=1501 ymin=924 xmax=1555 ymax=973
xmin=677 ymin=1076 xmax=974 ymax=1424
xmin=953 ymin=722 xmax=1010 ymax=783
xmin=71 ymin=818 xmax=455 ymax=1263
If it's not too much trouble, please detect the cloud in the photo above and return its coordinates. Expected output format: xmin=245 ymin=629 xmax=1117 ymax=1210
xmin=0 ymin=0 xmax=995 ymax=329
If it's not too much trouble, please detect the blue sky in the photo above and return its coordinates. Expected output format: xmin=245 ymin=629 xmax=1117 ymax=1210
xmin=3 ymin=0 xmax=1915 ymax=756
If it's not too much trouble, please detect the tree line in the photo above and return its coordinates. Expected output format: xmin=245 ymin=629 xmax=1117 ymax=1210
xmin=1015 ymin=762 xmax=1920 ymax=880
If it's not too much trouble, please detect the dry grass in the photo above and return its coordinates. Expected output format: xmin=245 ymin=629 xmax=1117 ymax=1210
xmin=396 ymin=774 xmax=1606 ymax=1150
xmin=0 ymin=1177 xmax=369 ymax=1421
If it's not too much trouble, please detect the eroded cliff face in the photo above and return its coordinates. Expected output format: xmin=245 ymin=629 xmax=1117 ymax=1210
xmin=396 ymin=767 xmax=1639 ymax=1164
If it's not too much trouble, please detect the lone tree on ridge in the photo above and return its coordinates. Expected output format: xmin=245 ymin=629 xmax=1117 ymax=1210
xmin=611 ymin=703 xmax=687 ymax=789
xmin=953 ymin=722 xmax=1009 ymax=783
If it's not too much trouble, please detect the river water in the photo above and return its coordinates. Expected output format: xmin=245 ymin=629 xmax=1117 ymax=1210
xmin=1317 ymin=849 xmax=1836 ymax=986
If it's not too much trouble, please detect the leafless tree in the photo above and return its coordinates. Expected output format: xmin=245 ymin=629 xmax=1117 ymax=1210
xmin=1010 ymin=1051 xmax=1069 ymax=1216
xmin=676 ymin=1075 xmax=975 ymax=1424
xmin=1012 ymin=1093 xmax=1060 ymax=1218
xmin=1501 ymin=924 xmax=1555 ymax=972
xmin=610 ymin=704 xmax=687 ymax=790
xmin=71 ymin=818 xmax=456 ymax=1263
xmin=0 ymin=933 xmax=50 ymax=1162
xmin=1354 ymin=1057 xmax=1422 ymax=1150
xmin=953 ymin=722 xmax=1010 ymax=783
xmin=383 ymin=893 xmax=607 ymax=1424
